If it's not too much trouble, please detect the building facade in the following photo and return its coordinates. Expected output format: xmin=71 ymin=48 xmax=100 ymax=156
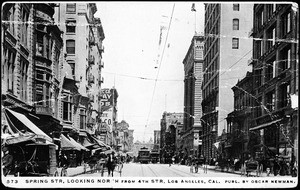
xmin=53 ymin=3 xmax=105 ymax=144
xmin=160 ymin=112 xmax=183 ymax=163
xmin=99 ymin=87 xmax=118 ymax=147
xmin=249 ymin=3 xmax=298 ymax=162
xmin=115 ymin=120 xmax=134 ymax=152
xmin=225 ymin=72 xmax=254 ymax=160
xmin=201 ymin=3 xmax=253 ymax=160
xmin=153 ymin=130 xmax=160 ymax=151
xmin=182 ymin=34 xmax=204 ymax=158
xmin=2 ymin=3 xmax=64 ymax=141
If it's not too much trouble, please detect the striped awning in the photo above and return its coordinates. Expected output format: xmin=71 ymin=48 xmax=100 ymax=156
xmin=5 ymin=108 xmax=52 ymax=142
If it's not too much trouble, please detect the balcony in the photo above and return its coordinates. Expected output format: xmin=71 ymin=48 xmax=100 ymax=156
xmin=88 ymin=93 xmax=95 ymax=102
xmin=88 ymin=74 xmax=95 ymax=84
xmin=89 ymin=36 xmax=95 ymax=46
xmin=87 ymin=116 xmax=96 ymax=126
xmin=247 ymin=57 xmax=254 ymax=65
xmin=98 ymin=44 xmax=104 ymax=53
xmin=4 ymin=30 xmax=17 ymax=47
xmin=88 ymin=55 xmax=95 ymax=65
xmin=98 ymin=77 xmax=104 ymax=85
xmin=35 ymin=106 xmax=52 ymax=116
xmin=100 ymin=61 xmax=104 ymax=68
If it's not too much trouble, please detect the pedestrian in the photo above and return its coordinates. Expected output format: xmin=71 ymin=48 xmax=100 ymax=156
xmin=273 ymin=155 xmax=280 ymax=176
xmin=203 ymin=156 xmax=208 ymax=173
xmin=107 ymin=152 xmax=116 ymax=177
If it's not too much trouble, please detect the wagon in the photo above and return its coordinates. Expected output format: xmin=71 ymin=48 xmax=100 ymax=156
xmin=245 ymin=159 xmax=260 ymax=177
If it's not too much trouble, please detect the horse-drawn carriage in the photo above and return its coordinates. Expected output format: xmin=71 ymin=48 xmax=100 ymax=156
xmin=241 ymin=158 xmax=262 ymax=177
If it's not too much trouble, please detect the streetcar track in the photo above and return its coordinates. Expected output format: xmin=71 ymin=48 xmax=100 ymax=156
xmin=140 ymin=163 xmax=145 ymax=177
xmin=146 ymin=164 xmax=159 ymax=177
xmin=161 ymin=164 xmax=200 ymax=177
xmin=156 ymin=164 xmax=186 ymax=177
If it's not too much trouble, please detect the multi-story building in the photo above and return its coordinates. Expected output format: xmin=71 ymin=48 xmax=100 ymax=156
xmin=132 ymin=140 xmax=154 ymax=157
xmin=153 ymin=130 xmax=160 ymax=151
xmin=2 ymin=3 xmax=63 ymax=142
xmin=115 ymin=120 xmax=132 ymax=152
xmin=182 ymin=34 xmax=204 ymax=158
xmin=99 ymin=87 xmax=118 ymax=147
xmin=160 ymin=112 xmax=183 ymax=163
xmin=54 ymin=3 xmax=105 ymax=144
xmin=201 ymin=3 xmax=253 ymax=160
xmin=225 ymin=71 xmax=254 ymax=160
xmin=248 ymin=3 xmax=298 ymax=162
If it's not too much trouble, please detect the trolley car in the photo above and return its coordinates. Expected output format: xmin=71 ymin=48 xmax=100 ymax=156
xmin=137 ymin=147 xmax=151 ymax=164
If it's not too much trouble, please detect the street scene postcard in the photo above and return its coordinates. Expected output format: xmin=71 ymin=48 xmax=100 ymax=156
xmin=1 ymin=1 xmax=298 ymax=189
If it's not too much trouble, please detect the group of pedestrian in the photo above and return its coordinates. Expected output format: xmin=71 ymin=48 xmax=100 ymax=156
xmin=188 ymin=155 xmax=208 ymax=174
xmin=89 ymin=151 xmax=123 ymax=177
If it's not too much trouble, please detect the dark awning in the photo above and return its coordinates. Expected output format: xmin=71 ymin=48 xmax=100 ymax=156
xmin=5 ymin=108 xmax=52 ymax=142
xmin=249 ymin=119 xmax=282 ymax=131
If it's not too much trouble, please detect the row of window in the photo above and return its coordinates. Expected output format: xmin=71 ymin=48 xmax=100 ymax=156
xmin=253 ymin=82 xmax=290 ymax=118
xmin=62 ymin=93 xmax=87 ymax=129
xmin=254 ymin=11 xmax=292 ymax=60
xmin=254 ymin=45 xmax=291 ymax=87
xmin=5 ymin=5 xmax=29 ymax=47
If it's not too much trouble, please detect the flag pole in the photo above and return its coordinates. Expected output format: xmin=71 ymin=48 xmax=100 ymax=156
xmin=194 ymin=10 xmax=196 ymax=34
xmin=191 ymin=3 xmax=197 ymax=34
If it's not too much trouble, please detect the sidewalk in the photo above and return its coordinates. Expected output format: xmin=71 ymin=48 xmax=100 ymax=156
xmin=57 ymin=164 xmax=92 ymax=177
xmin=200 ymin=165 xmax=292 ymax=177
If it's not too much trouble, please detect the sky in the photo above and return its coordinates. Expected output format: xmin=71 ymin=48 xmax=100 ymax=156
xmin=94 ymin=2 xmax=205 ymax=142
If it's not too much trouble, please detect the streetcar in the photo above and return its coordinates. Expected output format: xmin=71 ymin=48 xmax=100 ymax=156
xmin=137 ymin=147 xmax=151 ymax=164
xmin=150 ymin=151 xmax=160 ymax=163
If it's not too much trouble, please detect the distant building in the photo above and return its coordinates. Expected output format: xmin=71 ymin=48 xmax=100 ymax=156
xmin=99 ymin=87 xmax=118 ymax=146
xmin=115 ymin=120 xmax=134 ymax=152
xmin=160 ymin=112 xmax=183 ymax=163
xmin=182 ymin=34 xmax=204 ymax=158
xmin=132 ymin=140 xmax=154 ymax=157
xmin=153 ymin=130 xmax=160 ymax=151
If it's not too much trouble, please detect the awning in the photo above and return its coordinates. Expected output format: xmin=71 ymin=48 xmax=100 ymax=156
xmin=249 ymin=119 xmax=282 ymax=131
xmin=69 ymin=137 xmax=89 ymax=151
xmin=79 ymin=131 xmax=87 ymax=137
xmin=5 ymin=133 xmax=55 ymax=146
xmin=5 ymin=133 xmax=36 ymax=145
xmin=91 ymin=136 xmax=111 ymax=149
xmin=60 ymin=134 xmax=80 ymax=151
xmin=62 ymin=125 xmax=78 ymax=132
xmin=5 ymin=109 xmax=52 ymax=142
xmin=82 ymin=137 xmax=94 ymax=147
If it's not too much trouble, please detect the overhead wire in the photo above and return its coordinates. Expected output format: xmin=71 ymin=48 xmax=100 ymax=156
xmin=143 ymin=3 xmax=176 ymax=141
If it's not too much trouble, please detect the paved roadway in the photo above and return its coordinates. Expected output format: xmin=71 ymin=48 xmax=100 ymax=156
xmin=79 ymin=163 xmax=240 ymax=177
